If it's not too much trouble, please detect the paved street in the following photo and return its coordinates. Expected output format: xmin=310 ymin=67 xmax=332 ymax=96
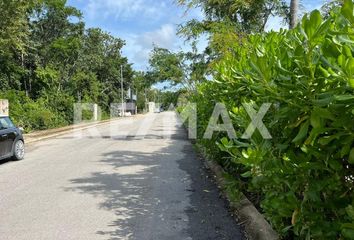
xmin=0 ymin=112 xmax=243 ymax=240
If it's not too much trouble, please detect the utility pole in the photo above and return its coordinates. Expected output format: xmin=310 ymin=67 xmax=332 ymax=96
xmin=144 ymin=88 xmax=147 ymax=113
xmin=120 ymin=65 xmax=125 ymax=117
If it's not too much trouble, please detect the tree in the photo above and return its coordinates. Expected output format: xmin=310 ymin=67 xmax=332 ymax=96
xmin=176 ymin=0 xmax=290 ymax=84
xmin=0 ymin=0 xmax=30 ymax=51
xmin=148 ymin=47 xmax=185 ymax=85
xmin=148 ymin=46 xmax=208 ymax=91
xmin=321 ymin=0 xmax=343 ymax=18
xmin=75 ymin=28 xmax=133 ymax=110
xmin=29 ymin=0 xmax=84 ymax=94
xmin=178 ymin=0 xmax=289 ymax=37
xmin=0 ymin=0 xmax=135 ymax=130
xmin=0 ymin=0 xmax=37 ymax=91
xmin=289 ymin=0 xmax=299 ymax=29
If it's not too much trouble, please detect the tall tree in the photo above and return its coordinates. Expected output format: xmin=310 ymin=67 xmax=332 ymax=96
xmin=176 ymin=0 xmax=290 ymax=82
xmin=289 ymin=0 xmax=299 ymax=29
xmin=321 ymin=0 xmax=343 ymax=18
xmin=0 ymin=0 xmax=33 ymax=53
xmin=178 ymin=0 xmax=289 ymax=37
xmin=0 ymin=0 xmax=36 ymax=91
xmin=28 ymin=0 xmax=84 ymax=97
xmin=148 ymin=47 xmax=185 ymax=86
xmin=0 ymin=0 xmax=135 ymax=129
xmin=148 ymin=46 xmax=208 ymax=91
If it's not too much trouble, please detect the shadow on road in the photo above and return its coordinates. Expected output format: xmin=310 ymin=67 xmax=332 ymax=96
xmin=65 ymin=128 xmax=243 ymax=240
xmin=178 ymin=144 xmax=244 ymax=240
xmin=66 ymin=149 xmax=162 ymax=239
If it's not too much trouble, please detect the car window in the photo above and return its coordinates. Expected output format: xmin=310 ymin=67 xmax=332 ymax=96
xmin=0 ymin=117 xmax=15 ymax=129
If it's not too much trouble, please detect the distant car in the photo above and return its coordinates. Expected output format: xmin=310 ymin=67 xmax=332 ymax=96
xmin=0 ymin=116 xmax=25 ymax=161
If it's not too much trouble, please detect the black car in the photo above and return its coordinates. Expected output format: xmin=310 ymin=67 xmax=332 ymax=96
xmin=0 ymin=116 xmax=25 ymax=161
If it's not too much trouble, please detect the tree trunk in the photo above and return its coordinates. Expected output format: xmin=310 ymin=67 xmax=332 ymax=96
xmin=290 ymin=0 xmax=299 ymax=29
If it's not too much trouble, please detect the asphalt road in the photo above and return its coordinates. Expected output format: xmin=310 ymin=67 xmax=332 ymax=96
xmin=0 ymin=112 xmax=243 ymax=240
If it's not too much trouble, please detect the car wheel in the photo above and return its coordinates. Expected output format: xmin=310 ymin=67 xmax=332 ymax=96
xmin=13 ymin=140 xmax=25 ymax=160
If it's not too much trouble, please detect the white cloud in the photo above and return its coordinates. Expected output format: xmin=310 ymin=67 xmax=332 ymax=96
xmin=121 ymin=25 xmax=209 ymax=70
xmin=69 ymin=0 xmax=207 ymax=70
xmin=85 ymin=0 xmax=166 ymax=21
xmin=302 ymin=0 xmax=325 ymax=12
xmin=141 ymin=24 xmax=176 ymax=48
xmin=121 ymin=24 xmax=181 ymax=70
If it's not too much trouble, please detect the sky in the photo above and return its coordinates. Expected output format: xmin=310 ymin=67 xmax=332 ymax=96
xmin=67 ymin=0 xmax=327 ymax=71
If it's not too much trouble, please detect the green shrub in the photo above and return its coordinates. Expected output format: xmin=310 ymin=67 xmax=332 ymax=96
xmin=0 ymin=90 xmax=68 ymax=132
xmin=193 ymin=1 xmax=354 ymax=239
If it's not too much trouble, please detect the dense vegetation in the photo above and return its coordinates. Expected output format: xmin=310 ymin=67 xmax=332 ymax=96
xmin=142 ymin=0 xmax=354 ymax=239
xmin=0 ymin=0 xmax=140 ymax=131
xmin=2 ymin=0 xmax=354 ymax=238
xmin=173 ymin=1 xmax=354 ymax=239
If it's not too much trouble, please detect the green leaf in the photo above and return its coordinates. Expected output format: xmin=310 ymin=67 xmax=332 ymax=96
xmin=342 ymin=228 xmax=354 ymax=239
xmin=329 ymin=159 xmax=342 ymax=171
xmin=346 ymin=58 xmax=354 ymax=76
xmin=343 ymin=45 xmax=353 ymax=57
xmin=241 ymin=171 xmax=252 ymax=178
xmin=346 ymin=205 xmax=354 ymax=219
xmin=349 ymin=79 xmax=354 ymax=88
xmin=343 ymin=223 xmax=354 ymax=230
xmin=220 ymin=137 xmax=229 ymax=146
xmin=338 ymin=35 xmax=354 ymax=45
xmin=310 ymin=112 xmax=322 ymax=128
xmin=234 ymin=140 xmax=250 ymax=148
xmin=319 ymin=65 xmax=330 ymax=77
xmin=349 ymin=148 xmax=354 ymax=164
xmin=292 ymin=120 xmax=310 ymax=143
xmin=313 ymin=107 xmax=335 ymax=120
xmin=341 ymin=144 xmax=351 ymax=158
xmin=319 ymin=133 xmax=345 ymax=145
xmin=305 ymin=127 xmax=326 ymax=145
xmin=334 ymin=95 xmax=354 ymax=101
xmin=312 ymin=18 xmax=331 ymax=44
xmin=242 ymin=150 xmax=249 ymax=159
xmin=304 ymin=10 xmax=323 ymax=39
xmin=310 ymin=10 xmax=322 ymax=28
xmin=339 ymin=54 xmax=346 ymax=66
xmin=342 ymin=0 xmax=354 ymax=24
xmin=312 ymin=95 xmax=335 ymax=106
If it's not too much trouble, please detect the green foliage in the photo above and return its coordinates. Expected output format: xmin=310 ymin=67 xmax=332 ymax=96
xmin=0 ymin=0 xmax=34 ymax=52
xmin=148 ymin=46 xmax=208 ymax=91
xmin=0 ymin=0 xmax=135 ymax=131
xmin=148 ymin=47 xmax=185 ymax=85
xmin=178 ymin=0 xmax=289 ymax=35
xmin=159 ymin=90 xmax=185 ymax=109
xmin=175 ymin=0 xmax=294 ymax=89
xmin=192 ymin=2 xmax=354 ymax=239
xmin=0 ymin=90 xmax=67 ymax=131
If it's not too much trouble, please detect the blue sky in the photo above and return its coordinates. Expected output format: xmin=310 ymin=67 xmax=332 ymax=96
xmin=67 ymin=0 xmax=327 ymax=71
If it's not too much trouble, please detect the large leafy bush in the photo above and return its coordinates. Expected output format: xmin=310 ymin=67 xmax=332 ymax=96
xmin=193 ymin=1 xmax=354 ymax=239
xmin=0 ymin=90 xmax=68 ymax=131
